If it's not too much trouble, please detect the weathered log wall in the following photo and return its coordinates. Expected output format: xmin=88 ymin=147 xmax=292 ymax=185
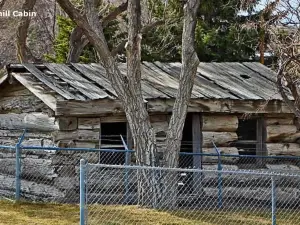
xmin=265 ymin=116 xmax=300 ymax=156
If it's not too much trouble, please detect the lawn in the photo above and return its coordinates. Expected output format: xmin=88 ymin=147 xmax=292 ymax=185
xmin=0 ymin=200 xmax=299 ymax=225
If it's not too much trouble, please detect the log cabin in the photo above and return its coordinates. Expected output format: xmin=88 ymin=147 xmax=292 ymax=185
xmin=0 ymin=62 xmax=299 ymax=202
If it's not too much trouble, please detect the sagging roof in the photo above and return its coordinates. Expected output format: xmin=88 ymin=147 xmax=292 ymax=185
xmin=4 ymin=62 xmax=286 ymax=105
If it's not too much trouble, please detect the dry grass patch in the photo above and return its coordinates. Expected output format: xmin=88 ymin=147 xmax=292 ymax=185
xmin=0 ymin=200 xmax=299 ymax=225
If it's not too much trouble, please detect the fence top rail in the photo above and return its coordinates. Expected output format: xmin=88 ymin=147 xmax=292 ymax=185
xmin=86 ymin=163 xmax=300 ymax=178
xmin=0 ymin=145 xmax=134 ymax=153
xmin=178 ymin=152 xmax=300 ymax=160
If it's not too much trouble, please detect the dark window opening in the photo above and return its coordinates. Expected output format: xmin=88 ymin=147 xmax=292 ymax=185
xmin=234 ymin=118 xmax=257 ymax=155
xmin=100 ymin=122 xmax=127 ymax=165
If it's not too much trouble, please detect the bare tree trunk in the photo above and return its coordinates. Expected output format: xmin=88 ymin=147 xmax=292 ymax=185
xmin=66 ymin=26 xmax=89 ymax=63
xmin=164 ymin=0 xmax=200 ymax=168
xmin=0 ymin=0 xmax=7 ymax=9
xmin=160 ymin=0 xmax=200 ymax=209
xmin=16 ymin=0 xmax=37 ymax=63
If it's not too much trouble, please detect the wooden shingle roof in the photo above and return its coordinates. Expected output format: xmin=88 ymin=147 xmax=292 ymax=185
xmin=5 ymin=62 xmax=286 ymax=104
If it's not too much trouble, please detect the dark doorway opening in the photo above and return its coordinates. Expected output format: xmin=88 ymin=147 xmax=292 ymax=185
xmin=179 ymin=113 xmax=193 ymax=168
xmin=235 ymin=118 xmax=257 ymax=155
xmin=100 ymin=122 xmax=127 ymax=164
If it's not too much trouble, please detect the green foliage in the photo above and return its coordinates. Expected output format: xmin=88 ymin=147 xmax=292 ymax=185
xmin=44 ymin=16 xmax=75 ymax=63
xmin=44 ymin=16 xmax=98 ymax=63
xmin=47 ymin=1 xmax=260 ymax=63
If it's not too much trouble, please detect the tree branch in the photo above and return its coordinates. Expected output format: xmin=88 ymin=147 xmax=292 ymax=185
xmin=66 ymin=0 xmax=128 ymax=62
xmin=111 ymin=20 xmax=164 ymax=57
xmin=102 ymin=0 xmax=128 ymax=27
xmin=0 ymin=0 xmax=7 ymax=9
xmin=16 ymin=0 xmax=37 ymax=63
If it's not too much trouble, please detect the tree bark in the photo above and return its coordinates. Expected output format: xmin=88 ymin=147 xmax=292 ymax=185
xmin=0 ymin=0 xmax=6 ymax=9
xmin=16 ymin=0 xmax=37 ymax=63
xmin=66 ymin=26 xmax=89 ymax=63
xmin=66 ymin=1 xmax=128 ymax=63
xmin=160 ymin=0 xmax=200 ymax=210
xmin=164 ymin=0 xmax=200 ymax=168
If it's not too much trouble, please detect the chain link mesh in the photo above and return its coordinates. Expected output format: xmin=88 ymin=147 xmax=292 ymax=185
xmin=85 ymin=164 xmax=300 ymax=225
xmin=0 ymin=148 xmax=16 ymax=200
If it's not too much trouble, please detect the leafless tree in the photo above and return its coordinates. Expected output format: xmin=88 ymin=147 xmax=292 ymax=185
xmin=16 ymin=0 xmax=38 ymax=63
xmin=56 ymin=0 xmax=200 ymax=206
xmin=265 ymin=0 xmax=300 ymax=120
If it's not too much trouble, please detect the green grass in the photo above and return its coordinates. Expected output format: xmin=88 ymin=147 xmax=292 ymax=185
xmin=0 ymin=200 xmax=299 ymax=225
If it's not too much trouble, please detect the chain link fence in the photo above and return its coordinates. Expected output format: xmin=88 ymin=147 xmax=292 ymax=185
xmin=81 ymin=163 xmax=300 ymax=225
xmin=0 ymin=130 xmax=131 ymax=202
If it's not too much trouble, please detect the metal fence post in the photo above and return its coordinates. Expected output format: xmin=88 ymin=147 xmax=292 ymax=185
xmin=271 ymin=176 xmax=277 ymax=225
xmin=121 ymin=136 xmax=130 ymax=204
xmin=80 ymin=159 xmax=86 ymax=225
xmin=213 ymin=141 xmax=223 ymax=208
xmin=15 ymin=129 xmax=26 ymax=202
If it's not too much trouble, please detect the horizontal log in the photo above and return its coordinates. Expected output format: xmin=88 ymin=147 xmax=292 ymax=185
xmin=204 ymin=187 xmax=299 ymax=203
xmin=0 ymin=113 xmax=58 ymax=131
xmin=0 ymin=95 xmax=47 ymax=114
xmin=0 ymin=157 xmax=56 ymax=180
xmin=267 ymin=143 xmax=300 ymax=156
xmin=0 ymin=130 xmax=52 ymax=139
xmin=53 ymin=130 xmax=99 ymax=142
xmin=24 ymin=113 xmax=58 ymax=131
xmin=0 ymin=174 xmax=64 ymax=200
xmin=56 ymin=99 xmax=293 ymax=116
xmin=266 ymin=125 xmax=299 ymax=142
xmin=265 ymin=117 xmax=294 ymax=125
xmin=202 ymin=115 xmax=238 ymax=132
xmin=203 ymin=132 xmax=237 ymax=147
xmin=58 ymin=117 xmax=78 ymax=131
xmin=78 ymin=118 xmax=100 ymax=130
xmin=202 ymin=147 xmax=239 ymax=163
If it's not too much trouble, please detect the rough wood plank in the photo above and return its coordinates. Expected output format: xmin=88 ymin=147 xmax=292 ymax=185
xmin=53 ymin=130 xmax=99 ymax=142
xmin=45 ymin=63 xmax=110 ymax=100
xmin=118 ymin=63 xmax=168 ymax=99
xmin=221 ymin=63 xmax=280 ymax=100
xmin=197 ymin=63 xmax=255 ymax=99
xmin=147 ymin=99 xmax=292 ymax=114
xmin=143 ymin=62 xmax=203 ymax=98
xmin=267 ymin=143 xmax=300 ymax=156
xmin=78 ymin=118 xmax=101 ymax=130
xmin=202 ymin=115 xmax=238 ymax=132
xmin=100 ymin=115 xmax=126 ymax=123
xmin=56 ymin=99 xmax=293 ymax=116
xmin=203 ymin=131 xmax=238 ymax=147
xmin=155 ymin=62 xmax=236 ymax=99
xmin=23 ymin=64 xmax=79 ymax=100
xmin=72 ymin=63 xmax=117 ymax=97
xmin=12 ymin=73 xmax=56 ymax=111
xmin=58 ymin=117 xmax=78 ymax=131
xmin=56 ymin=100 xmax=124 ymax=116
xmin=226 ymin=62 xmax=282 ymax=100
